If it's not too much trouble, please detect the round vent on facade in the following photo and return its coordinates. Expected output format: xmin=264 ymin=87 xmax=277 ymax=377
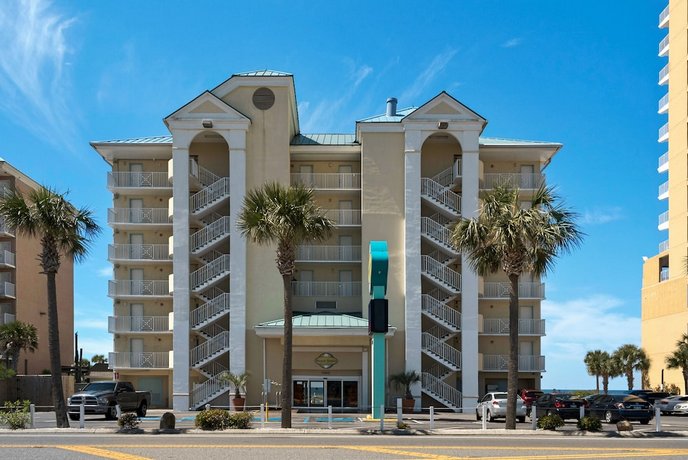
xmin=252 ymin=87 xmax=275 ymax=110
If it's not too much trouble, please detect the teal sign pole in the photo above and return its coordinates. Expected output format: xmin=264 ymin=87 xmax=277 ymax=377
xmin=369 ymin=241 xmax=388 ymax=420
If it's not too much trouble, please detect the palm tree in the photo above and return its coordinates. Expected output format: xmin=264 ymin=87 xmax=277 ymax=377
xmin=452 ymin=185 xmax=582 ymax=429
xmin=599 ymin=351 xmax=620 ymax=394
xmin=0 ymin=188 xmax=100 ymax=428
xmin=389 ymin=371 xmax=421 ymax=400
xmin=666 ymin=334 xmax=688 ymax=394
xmin=612 ymin=344 xmax=649 ymax=390
xmin=237 ymin=182 xmax=333 ymax=428
xmin=584 ymin=350 xmax=605 ymax=393
xmin=0 ymin=320 xmax=38 ymax=372
xmin=90 ymin=354 xmax=107 ymax=364
xmin=640 ymin=354 xmax=651 ymax=390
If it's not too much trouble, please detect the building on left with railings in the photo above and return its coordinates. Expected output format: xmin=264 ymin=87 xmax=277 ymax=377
xmin=0 ymin=158 xmax=74 ymax=375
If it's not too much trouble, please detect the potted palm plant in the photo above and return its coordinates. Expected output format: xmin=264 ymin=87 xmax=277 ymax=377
xmin=220 ymin=371 xmax=249 ymax=411
xmin=389 ymin=371 xmax=420 ymax=413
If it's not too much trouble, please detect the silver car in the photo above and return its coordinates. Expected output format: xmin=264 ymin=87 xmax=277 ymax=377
xmin=655 ymin=395 xmax=688 ymax=414
xmin=672 ymin=400 xmax=688 ymax=415
xmin=476 ymin=392 xmax=527 ymax=422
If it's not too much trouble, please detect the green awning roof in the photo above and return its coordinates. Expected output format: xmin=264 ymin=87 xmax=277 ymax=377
xmin=256 ymin=314 xmax=368 ymax=329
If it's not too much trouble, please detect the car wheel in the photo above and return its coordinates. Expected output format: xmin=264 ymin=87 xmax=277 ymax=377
xmin=105 ymin=405 xmax=117 ymax=420
xmin=487 ymin=410 xmax=495 ymax=422
xmin=604 ymin=410 xmax=614 ymax=424
xmin=517 ymin=416 xmax=526 ymax=423
xmin=640 ymin=419 xmax=650 ymax=425
xmin=136 ymin=401 xmax=147 ymax=417
xmin=68 ymin=414 xmax=79 ymax=421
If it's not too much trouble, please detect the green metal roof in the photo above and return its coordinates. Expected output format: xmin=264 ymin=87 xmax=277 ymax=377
xmin=233 ymin=70 xmax=293 ymax=77
xmin=479 ymin=137 xmax=561 ymax=147
xmin=291 ymin=134 xmax=357 ymax=146
xmin=92 ymin=135 xmax=173 ymax=145
xmin=256 ymin=314 xmax=368 ymax=329
xmin=357 ymin=107 xmax=417 ymax=123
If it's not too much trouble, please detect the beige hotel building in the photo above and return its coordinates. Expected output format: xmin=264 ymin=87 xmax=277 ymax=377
xmin=92 ymin=70 xmax=558 ymax=411
xmin=642 ymin=2 xmax=688 ymax=389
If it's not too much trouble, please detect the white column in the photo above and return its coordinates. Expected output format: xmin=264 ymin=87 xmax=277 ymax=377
xmin=460 ymin=148 xmax=480 ymax=411
xmin=229 ymin=129 xmax=247 ymax=374
xmin=172 ymin=145 xmax=191 ymax=411
xmin=361 ymin=348 xmax=369 ymax=409
xmin=404 ymin=129 xmax=422 ymax=404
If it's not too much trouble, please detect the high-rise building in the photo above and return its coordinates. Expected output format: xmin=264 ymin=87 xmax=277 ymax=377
xmin=92 ymin=71 xmax=559 ymax=411
xmin=642 ymin=2 xmax=688 ymax=389
xmin=0 ymin=158 xmax=74 ymax=375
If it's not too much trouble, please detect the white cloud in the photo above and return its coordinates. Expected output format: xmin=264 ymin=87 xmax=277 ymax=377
xmin=0 ymin=0 xmax=79 ymax=149
xmin=97 ymin=266 xmax=112 ymax=278
xmin=502 ymin=38 xmax=523 ymax=48
xmin=580 ymin=206 xmax=624 ymax=225
xmin=399 ymin=49 xmax=457 ymax=103
xmin=77 ymin=336 xmax=113 ymax=357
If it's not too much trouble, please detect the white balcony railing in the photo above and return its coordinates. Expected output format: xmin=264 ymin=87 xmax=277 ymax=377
xmin=658 ymin=152 xmax=669 ymax=172
xmin=108 ymin=316 xmax=170 ymax=333
xmin=290 ymin=173 xmax=361 ymax=190
xmin=0 ymin=218 xmax=14 ymax=237
xmin=659 ymin=181 xmax=669 ymax=199
xmin=659 ymin=4 xmax=669 ymax=28
xmin=659 ymin=63 xmax=669 ymax=85
xmin=659 ymin=34 xmax=669 ymax=56
xmin=0 ymin=250 xmax=15 ymax=267
xmin=291 ymin=281 xmax=362 ymax=297
xmin=481 ymin=318 xmax=546 ymax=335
xmin=295 ymin=245 xmax=362 ymax=262
xmin=660 ymin=268 xmax=670 ymax=282
xmin=108 ymin=244 xmax=170 ymax=262
xmin=483 ymin=354 xmax=546 ymax=372
xmin=659 ymin=239 xmax=669 ymax=253
xmin=107 ymin=208 xmax=171 ymax=225
xmin=0 ymin=282 xmax=15 ymax=298
xmin=482 ymin=282 xmax=545 ymax=299
xmin=658 ymin=93 xmax=669 ymax=114
xmin=108 ymin=280 xmax=170 ymax=297
xmin=108 ymin=352 xmax=170 ymax=369
xmin=658 ymin=123 xmax=669 ymax=142
xmin=324 ymin=209 xmax=361 ymax=226
xmin=481 ymin=173 xmax=545 ymax=190
xmin=659 ymin=210 xmax=669 ymax=229
xmin=107 ymin=172 xmax=170 ymax=190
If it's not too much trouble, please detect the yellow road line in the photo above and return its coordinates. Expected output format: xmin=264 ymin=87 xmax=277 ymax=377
xmin=343 ymin=445 xmax=460 ymax=459
xmin=56 ymin=445 xmax=151 ymax=460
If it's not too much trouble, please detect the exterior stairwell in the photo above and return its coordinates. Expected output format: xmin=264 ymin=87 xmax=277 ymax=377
xmin=422 ymin=326 xmax=461 ymax=371
xmin=421 ymin=372 xmax=462 ymax=412
xmin=421 ymin=254 xmax=461 ymax=293
xmin=191 ymin=176 xmax=230 ymax=216
xmin=421 ymin=177 xmax=461 ymax=217
xmin=421 ymin=292 xmax=460 ymax=333
xmin=191 ymin=216 xmax=231 ymax=254
xmin=191 ymin=291 xmax=231 ymax=330
xmin=191 ymin=254 xmax=231 ymax=292
xmin=421 ymin=216 xmax=460 ymax=256
xmin=191 ymin=372 xmax=231 ymax=409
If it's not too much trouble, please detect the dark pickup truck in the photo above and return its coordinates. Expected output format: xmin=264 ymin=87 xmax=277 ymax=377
xmin=67 ymin=381 xmax=150 ymax=420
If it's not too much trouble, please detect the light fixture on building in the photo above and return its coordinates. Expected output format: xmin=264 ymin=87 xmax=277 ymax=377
xmin=438 ymin=121 xmax=449 ymax=129
xmin=202 ymin=119 xmax=213 ymax=128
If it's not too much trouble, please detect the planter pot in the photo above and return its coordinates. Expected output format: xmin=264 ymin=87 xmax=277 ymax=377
xmin=232 ymin=397 xmax=246 ymax=412
xmin=402 ymin=398 xmax=415 ymax=413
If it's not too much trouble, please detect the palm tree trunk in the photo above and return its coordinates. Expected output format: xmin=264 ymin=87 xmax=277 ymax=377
xmin=603 ymin=375 xmax=609 ymax=395
xmin=683 ymin=369 xmax=688 ymax=395
xmin=626 ymin=371 xmax=633 ymax=391
xmin=505 ymin=273 xmax=519 ymax=430
xmin=46 ymin=270 xmax=69 ymax=428
xmin=595 ymin=375 xmax=600 ymax=394
xmin=281 ymin=273 xmax=293 ymax=428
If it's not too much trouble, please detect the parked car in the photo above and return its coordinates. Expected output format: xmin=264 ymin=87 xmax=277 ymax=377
xmin=627 ymin=390 xmax=671 ymax=404
xmin=588 ymin=394 xmax=653 ymax=424
xmin=671 ymin=401 xmax=688 ymax=415
xmin=655 ymin=395 xmax=688 ymax=415
xmin=534 ymin=393 xmax=585 ymax=420
xmin=519 ymin=389 xmax=544 ymax=416
xmin=582 ymin=393 xmax=604 ymax=415
xmin=476 ymin=392 xmax=527 ymax=423
xmin=67 ymin=381 xmax=150 ymax=420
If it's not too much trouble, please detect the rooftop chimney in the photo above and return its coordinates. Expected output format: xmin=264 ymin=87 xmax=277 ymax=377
xmin=386 ymin=97 xmax=397 ymax=117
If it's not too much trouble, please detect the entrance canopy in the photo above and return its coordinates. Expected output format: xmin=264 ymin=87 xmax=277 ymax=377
xmin=254 ymin=314 xmax=396 ymax=337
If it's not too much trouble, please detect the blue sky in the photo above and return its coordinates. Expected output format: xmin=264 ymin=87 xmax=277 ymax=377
xmin=0 ymin=0 xmax=667 ymax=390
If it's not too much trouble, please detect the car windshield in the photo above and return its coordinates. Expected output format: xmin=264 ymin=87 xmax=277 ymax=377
xmin=82 ymin=382 xmax=116 ymax=392
xmin=493 ymin=393 xmax=508 ymax=399
xmin=556 ymin=394 xmax=576 ymax=400
xmin=616 ymin=395 xmax=644 ymax=403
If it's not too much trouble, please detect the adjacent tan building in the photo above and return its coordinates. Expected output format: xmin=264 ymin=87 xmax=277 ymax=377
xmin=92 ymin=70 xmax=559 ymax=411
xmin=0 ymin=158 xmax=74 ymax=375
xmin=642 ymin=2 xmax=688 ymax=389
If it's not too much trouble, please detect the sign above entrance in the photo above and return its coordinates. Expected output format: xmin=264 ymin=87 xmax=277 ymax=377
xmin=315 ymin=353 xmax=338 ymax=369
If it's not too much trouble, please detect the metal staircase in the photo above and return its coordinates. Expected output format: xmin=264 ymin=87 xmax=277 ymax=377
xmin=420 ymin=162 xmax=463 ymax=411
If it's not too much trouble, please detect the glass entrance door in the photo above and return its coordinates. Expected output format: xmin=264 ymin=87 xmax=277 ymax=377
xmin=293 ymin=378 xmax=359 ymax=408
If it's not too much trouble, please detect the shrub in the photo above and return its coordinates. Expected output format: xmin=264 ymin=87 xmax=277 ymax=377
xmin=227 ymin=411 xmax=253 ymax=429
xmin=577 ymin=416 xmax=602 ymax=432
xmin=537 ymin=413 xmax=564 ymax=431
xmin=0 ymin=400 xmax=30 ymax=430
xmin=195 ymin=408 xmax=231 ymax=431
xmin=117 ymin=412 xmax=140 ymax=431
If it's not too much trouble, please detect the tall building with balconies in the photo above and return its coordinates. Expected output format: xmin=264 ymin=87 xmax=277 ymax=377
xmin=0 ymin=158 xmax=74 ymax=375
xmin=642 ymin=2 xmax=688 ymax=389
xmin=93 ymin=71 xmax=559 ymax=411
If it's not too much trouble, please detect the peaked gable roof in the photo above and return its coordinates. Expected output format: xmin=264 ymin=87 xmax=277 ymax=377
xmin=164 ymin=90 xmax=250 ymax=127
xmin=405 ymin=91 xmax=486 ymax=123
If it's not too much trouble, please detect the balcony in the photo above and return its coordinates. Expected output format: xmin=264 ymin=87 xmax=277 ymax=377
xmin=107 ymin=208 xmax=171 ymax=229
xmin=659 ymin=63 xmax=669 ymax=85
xmin=0 ymin=218 xmax=14 ymax=238
xmin=291 ymin=281 xmax=362 ymax=297
xmin=482 ymin=354 xmax=546 ymax=372
xmin=295 ymin=245 xmax=362 ymax=262
xmin=658 ymin=181 xmax=669 ymax=200
xmin=659 ymin=34 xmax=669 ymax=57
xmin=659 ymin=4 xmax=669 ymax=28
xmin=108 ymin=351 xmax=171 ymax=369
xmin=108 ymin=244 xmax=171 ymax=263
xmin=107 ymin=172 xmax=171 ymax=195
xmin=291 ymin=173 xmax=361 ymax=190
xmin=0 ymin=282 xmax=15 ymax=299
xmin=324 ymin=209 xmax=361 ymax=226
xmin=108 ymin=316 xmax=171 ymax=333
xmin=661 ymin=268 xmax=670 ymax=282
xmin=658 ymin=93 xmax=669 ymax=114
xmin=659 ymin=210 xmax=669 ymax=230
xmin=481 ymin=282 xmax=545 ymax=299
xmin=659 ymin=239 xmax=669 ymax=253
xmin=481 ymin=173 xmax=545 ymax=191
xmin=658 ymin=122 xmax=669 ymax=143
xmin=0 ymin=250 xmax=16 ymax=268
xmin=658 ymin=152 xmax=669 ymax=173
xmin=108 ymin=280 xmax=171 ymax=299
xmin=481 ymin=318 xmax=546 ymax=336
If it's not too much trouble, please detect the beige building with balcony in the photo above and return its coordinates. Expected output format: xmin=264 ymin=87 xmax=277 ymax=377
xmin=642 ymin=2 xmax=688 ymax=389
xmin=92 ymin=70 xmax=559 ymax=411
xmin=0 ymin=158 xmax=74 ymax=375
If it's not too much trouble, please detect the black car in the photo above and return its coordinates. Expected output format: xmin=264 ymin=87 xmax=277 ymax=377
xmin=588 ymin=394 xmax=653 ymax=424
xmin=628 ymin=390 xmax=670 ymax=404
xmin=534 ymin=393 xmax=585 ymax=420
